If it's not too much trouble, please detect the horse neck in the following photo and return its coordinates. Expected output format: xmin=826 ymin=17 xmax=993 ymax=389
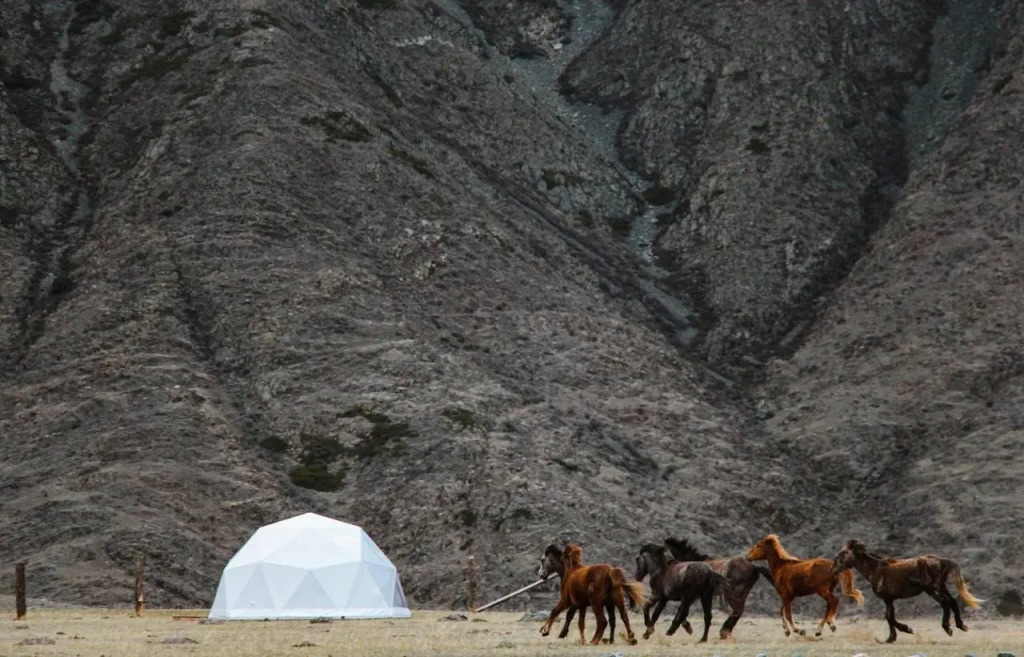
xmin=762 ymin=541 xmax=795 ymax=572
xmin=853 ymin=551 xmax=885 ymax=581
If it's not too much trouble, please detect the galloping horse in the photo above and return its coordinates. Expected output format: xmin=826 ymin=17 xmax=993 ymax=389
xmin=636 ymin=543 xmax=728 ymax=643
xmin=831 ymin=539 xmax=981 ymax=643
xmin=747 ymin=534 xmax=864 ymax=637
xmin=538 ymin=544 xmax=644 ymax=645
xmin=665 ymin=537 xmax=774 ymax=639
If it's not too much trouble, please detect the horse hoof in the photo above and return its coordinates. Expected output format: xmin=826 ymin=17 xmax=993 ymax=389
xmin=601 ymin=638 xmax=612 ymax=644
xmin=958 ymin=624 xmax=969 ymax=632
xmin=683 ymin=623 xmax=693 ymax=635
xmin=943 ymin=626 xmax=953 ymax=636
xmin=784 ymin=630 xmax=791 ymax=637
xmin=829 ymin=624 xmax=837 ymax=633
xmin=796 ymin=629 xmax=807 ymax=636
xmin=815 ymin=630 xmax=822 ymax=637
xmin=886 ymin=637 xmax=897 ymax=644
xmin=697 ymin=638 xmax=708 ymax=644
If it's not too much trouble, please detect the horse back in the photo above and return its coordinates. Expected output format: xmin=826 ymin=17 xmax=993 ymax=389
xmin=776 ymin=557 xmax=835 ymax=595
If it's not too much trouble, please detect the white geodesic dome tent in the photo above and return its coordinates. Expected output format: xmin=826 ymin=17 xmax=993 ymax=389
xmin=209 ymin=513 xmax=410 ymax=619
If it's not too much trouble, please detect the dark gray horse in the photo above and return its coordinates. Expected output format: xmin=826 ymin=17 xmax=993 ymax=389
xmin=635 ymin=543 xmax=728 ymax=643
xmin=664 ymin=537 xmax=774 ymax=639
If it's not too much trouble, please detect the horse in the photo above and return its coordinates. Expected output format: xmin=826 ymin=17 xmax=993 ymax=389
xmin=537 ymin=543 xmax=644 ymax=645
xmin=635 ymin=543 xmax=728 ymax=643
xmin=831 ymin=538 xmax=981 ymax=643
xmin=664 ymin=537 xmax=774 ymax=639
xmin=746 ymin=534 xmax=864 ymax=637
xmin=537 ymin=544 xmax=632 ymax=643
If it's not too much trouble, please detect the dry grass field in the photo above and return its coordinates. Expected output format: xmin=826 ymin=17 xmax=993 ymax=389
xmin=1 ymin=607 xmax=1022 ymax=657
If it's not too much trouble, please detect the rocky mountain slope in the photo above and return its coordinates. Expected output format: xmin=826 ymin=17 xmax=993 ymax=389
xmin=1 ymin=0 xmax=1021 ymax=613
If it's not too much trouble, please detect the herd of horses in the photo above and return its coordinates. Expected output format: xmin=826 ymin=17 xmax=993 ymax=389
xmin=534 ymin=534 xmax=981 ymax=645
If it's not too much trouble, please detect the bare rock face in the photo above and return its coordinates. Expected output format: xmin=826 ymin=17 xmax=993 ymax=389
xmin=563 ymin=1 xmax=940 ymax=369
xmin=760 ymin=0 xmax=1024 ymax=602
xmin=0 ymin=0 xmax=1021 ymax=611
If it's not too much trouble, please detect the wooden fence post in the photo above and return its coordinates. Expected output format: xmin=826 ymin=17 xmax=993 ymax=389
xmin=134 ymin=556 xmax=145 ymax=617
xmin=15 ymin=563 xmax=26 ymax=620
xmin=466 ymin=556 xmax=478 ymax=611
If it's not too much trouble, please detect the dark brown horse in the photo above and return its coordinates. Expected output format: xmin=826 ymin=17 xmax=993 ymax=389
xmin=747 ymin=534 xmax=864 ymax=637
xmin=636 ymin=543 xmax=728 ymax=643
xmin=538 ymin=544 xmax=644 ymax=645
xmin=665 ymin=537 xmax=774 ymax=639
xmin=831 ymin=539 xmax=981 ymax=643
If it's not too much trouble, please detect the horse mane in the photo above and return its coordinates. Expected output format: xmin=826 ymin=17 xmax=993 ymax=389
xmin=764 ymin=534 xmax=802 ymax=563
xmin=639 ymin=543 xmax=664 ymax=555
xmin=850 ymin=539 xmax=895 ymax=564
xmin=563 ymin=543 xmax=583 ymax=568
xmin=664 ymin=537 xmax=710 ymax=561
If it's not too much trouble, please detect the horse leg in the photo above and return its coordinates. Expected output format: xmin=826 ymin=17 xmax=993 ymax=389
xmin=697 ymin=589 xmax=714 ymax=643
xmin=925 ymin=587 xmax=953 ymax=635
xmin=719 ymin=588 xmax=744 ymax=640
xmin=666 ymin=595 xmax=693 ymax=637
xmin=576 ymin=606 xmax=587 ymax=645
xmin=643 ymin=598 xmax=666 ymax=639
xmin=779 ymin=601 xmax=791 ymax=637
xmin=540 ymin=599 xmax=569 ymax=636
xmin=614 ymin=591 xmax=638 ymax=645
xmin=883 ymin=598 xmax=899 ymax=643
xmin=602 ymin=599 xmax=615 ymax=644
xmin=890 ymin=599 xmax=914 ymax=635
xmin=784 ymin=597 xmax=804 ymax=636
xmin=817 ymin=588 xmax=839 ymax=636
xmin=588 ymin=602 xmax=609 ymax=645
xmin=556 ymin=607 xmax=575 ymax=639
xmin=939 ymin=580 xmax=968 ymax=632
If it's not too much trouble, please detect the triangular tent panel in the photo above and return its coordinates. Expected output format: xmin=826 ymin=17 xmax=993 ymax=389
xmin=209 ymin=513 xmax=410 ymax=619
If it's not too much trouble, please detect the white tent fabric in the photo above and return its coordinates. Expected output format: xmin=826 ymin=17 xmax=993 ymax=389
xmin=209 ymin=512 xmax=410 ymax=619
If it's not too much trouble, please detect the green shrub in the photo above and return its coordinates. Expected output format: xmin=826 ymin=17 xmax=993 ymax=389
xmin=259 ymin=436 xmax=289 ymax=453
xmin=289 ymin=464 xmax=343 ymax=492
xmin=455 ymin=508 xmax=477 ymax=527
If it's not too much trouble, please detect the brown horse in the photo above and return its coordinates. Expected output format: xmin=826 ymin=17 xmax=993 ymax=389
xmin=636 ymin=543 xmax=728 ymax=643
xmin=747 ymin=534 xmax=864 ymax=637
xmin=537 ymin=544 xmax=633 ymax=643
xmin=831 ymin=539 xmax=981 ymax=643
xmin=665 ymin=537 xmax=774 ymax=639
xmin=538 ymin=544 xmax=644 ymax=645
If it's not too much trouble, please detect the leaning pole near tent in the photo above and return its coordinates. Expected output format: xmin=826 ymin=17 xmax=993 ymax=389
xmin=473 ymin=579 xmax=547 ymax=612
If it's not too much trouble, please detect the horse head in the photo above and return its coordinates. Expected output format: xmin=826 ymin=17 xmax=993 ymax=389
xmin=746 ymin=534 xmax=777 ymax=561
xmin=830 ymin=539 xmax=865 ymax=575
xmin=537 ymin=544 xmax=563 ymax=580
xmin=636 ymin=543 xmax=668 ymax=581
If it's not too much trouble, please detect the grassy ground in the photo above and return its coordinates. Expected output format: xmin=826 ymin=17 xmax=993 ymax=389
xmin=1 ymin=608 xmax=1021 ymax=657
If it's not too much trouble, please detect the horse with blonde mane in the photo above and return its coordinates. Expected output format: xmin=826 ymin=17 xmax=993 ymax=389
xmin=747 ymin=534 xmax=864 ymax=637
xmin=538 ymin=543 xmax=644 ymax=645
xmin=831 ymin=539 xmax=981 ymax=643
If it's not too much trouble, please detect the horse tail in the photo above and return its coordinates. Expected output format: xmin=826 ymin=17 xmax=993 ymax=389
xmin=710 ymin=571 xmax=729 ymax=593
xmin=611 ymin=567 xmax=646 ymax=610
xmin=839 ymin=568 xmax=864 ymax=606
xmin=947 ymin=561 xmax=982 ymax=608
xmin=754 ymin=564 xmax=775 ymax=586
xmin=623 ymin=579 xmax=646 ymax=610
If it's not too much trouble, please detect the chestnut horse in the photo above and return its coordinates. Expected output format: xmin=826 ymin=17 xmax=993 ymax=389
xmin=747 ymin=534 xmax=864 ymax=637
xmin=665 ymin=537 xmax=774 ymax=639
xmin=537 ymin=544 xmax=632 ymax=643
xmin=538 ymin=544 xmax=644 ymax=645
xmin=831 ymin=539 xmax=981 ymax=643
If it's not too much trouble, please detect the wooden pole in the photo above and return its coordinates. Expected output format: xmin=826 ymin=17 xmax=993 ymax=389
xmin=15 ymin=562 xmax=26 ymax=620
xmin=134 ymin=556 xmax=145 ymax=617
xmin=474 ymin=579 xmax=547 ymax=612
xmin=466 ymin=556 xmax=478 ymax=611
